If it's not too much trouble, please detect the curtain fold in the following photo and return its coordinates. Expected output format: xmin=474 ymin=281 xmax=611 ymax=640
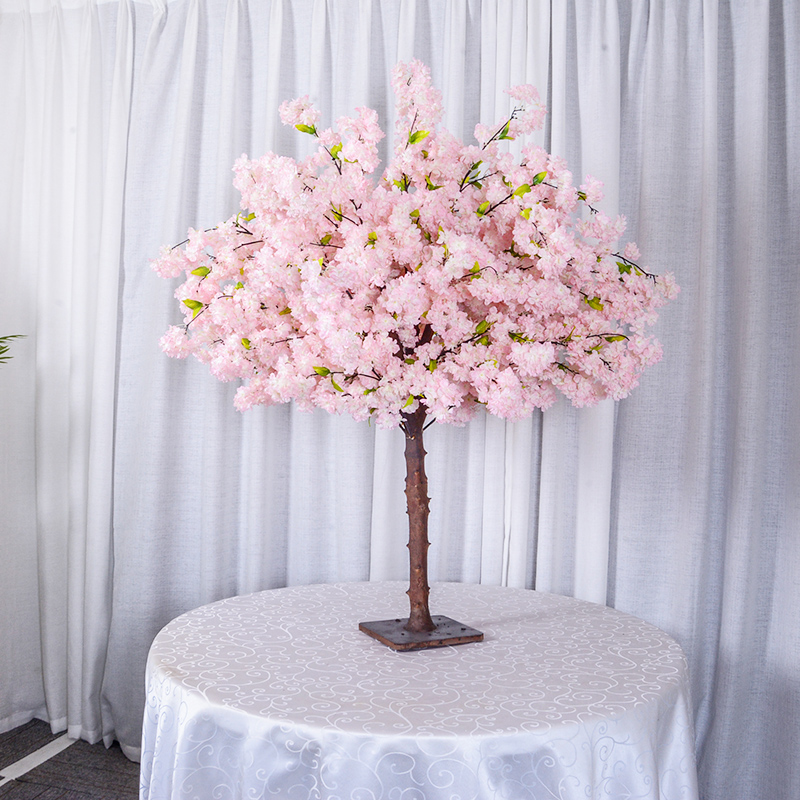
xmin=1 ymin=1 xmax=798 ymax=798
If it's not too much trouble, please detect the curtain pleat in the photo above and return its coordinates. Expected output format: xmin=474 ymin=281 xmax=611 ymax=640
xmin=1 ymin=2 xmax=798 ymax=798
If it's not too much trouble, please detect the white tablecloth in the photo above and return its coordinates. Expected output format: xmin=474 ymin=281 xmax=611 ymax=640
xmin=140 ymin=582 xmax=699 ymax=800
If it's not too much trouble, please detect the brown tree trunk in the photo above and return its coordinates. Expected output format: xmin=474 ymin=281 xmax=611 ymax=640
xmin=401 ymin=406 xmax=436 ymax=633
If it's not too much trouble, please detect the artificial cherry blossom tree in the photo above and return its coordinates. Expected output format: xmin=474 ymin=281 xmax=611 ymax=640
xmin=153 ymin=61 xmax=677 ymax=640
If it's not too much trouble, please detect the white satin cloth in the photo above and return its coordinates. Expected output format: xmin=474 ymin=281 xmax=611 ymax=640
xmin=140 ymin=582 xmax=698 ymax=799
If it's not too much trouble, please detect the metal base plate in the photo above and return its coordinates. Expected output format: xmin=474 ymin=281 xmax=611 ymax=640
xmin=358 ymin=616 xmax=484 ymax=651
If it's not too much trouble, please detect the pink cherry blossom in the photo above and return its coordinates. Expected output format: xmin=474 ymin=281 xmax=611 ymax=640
xmin=153 ymin=60 xmax=677 ymax=430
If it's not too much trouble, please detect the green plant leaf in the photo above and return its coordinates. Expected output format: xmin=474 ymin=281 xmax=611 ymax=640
xmin=498 ymin=121 xmax=514 ymax=140
xmin=617 ymin=261 xmax=632 ymax=275
xmin=0 ymin=334 xmax=24 ymax=364
xmin=313 ymin=366 xmax=331 ymax=377
xmin=408 ymin=130 xmax=429 ymax=144
xmin=182 ymin=299 xmax=203 ymax=318
xmin=320 ymin=233 xmax=332 ymax=245
xmin=427 ymin=359 xmax=438 ymax=372
xmin=425 ymin=175 xmax=442 ymax=190
xmin=190 ymin=266 xmax=211 ymax=278
xmin=532 ymin=171 xmax=547 ymax=185
xmin=478 ymin=335 xmax=490 ymax=346
xmin=241 ymin=338 xmax=251 ymax=350
xmin=234 ymin=281 xmax=244 ymax=290
xmin=367 ymin=231 xmax=378 ymax=245
xmin=520 ymin=208 xmax=531 ymax=220
xmin=409 ymin=209 xmax=420 ymax=219
xmin=330 ymin=143 xmax=342 ymax=159
xmin=586 ymin=296 xmax=605 ymax=311
xmin=295 ymin=123 xmax=317 ymax=135
xmin=331 ymin=377 xmax=343 ymax=392
xmin=605 ymin=334 xmax=627 ymax=342
xmin=513 ymin=184 xmax=531 ymax=197
xmin=476 ymin=319 xmax=490 ymax=335
xmin=476 ymin=201 xmax=491 ymax=217
xmin=279 ymin=307 xmax=291 ymax=315
xmin=402 ymin=394 xmax=415 ymax=409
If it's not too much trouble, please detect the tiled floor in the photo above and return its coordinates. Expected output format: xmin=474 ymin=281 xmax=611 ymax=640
xmin=0 ymin=721 xmax=139 ymax=800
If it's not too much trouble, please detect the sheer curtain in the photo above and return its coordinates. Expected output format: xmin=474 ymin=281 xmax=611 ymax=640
xmin=0 ymin=2 xmax=797 ymax=799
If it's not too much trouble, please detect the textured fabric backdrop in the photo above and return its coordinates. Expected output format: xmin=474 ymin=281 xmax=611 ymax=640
xmin=0 ymin=2 xmax=797 ymax=799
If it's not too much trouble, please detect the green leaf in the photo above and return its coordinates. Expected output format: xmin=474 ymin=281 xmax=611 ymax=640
xmin=471 ymin=261 xmax=481 ymax=274
xmin=513 ymin=184 xmax=531 ymax=197
xmin=182 ymin=299 xmax=203 ymax=318
xmin=331 ymin=205 xmax=343 ymax=222
xmin=330 ymin=143 xmax=342 ymax=159
xmin=604 ymin=334 xmax=627 ymax=343
xmin=476 ymin=201 xmax=491 ymax=217
xmin=331 ymin=377 xmax=343 ymax=392
xmin=476 ymin=319 xmax=490 ymax=335
xmin=425 ymin=175 xmax=442 ymax=190
xmin=617 ymin=261 xmax=632 ymax=275
xmin=295 ymin=123 xmax=317 ymax=135
xmin=409 ymin=209 xmax=420 ymax=219
xmin=190 ymin=266 xmax=211 ymax=278
xmin=279 ymin=307 xmax=291 ymax=315
xmin=532 ymin=171 xmax=547 ymax=185
xmin=241 ymin=338 xmax=251 ymax=350
xmin=478 ymin=335 xmax=490 ymax=346
xmin=586 ymin=296 xmax=605 ymax=311
xmin=0 ymin=334 xmax=24 ymax=364
xmin=404 ymin=357 xmax=416 ymax=365
xmin=363 ymin=387 xmax=377 ymax=395
xmin=408 ymin=130 xmax=429 ymax=145
xmin=234 ymin=281 xmax=244 ymax=290
xmin=520 ymin=208 xmax=531 ymax=220
xmin=577 ymin=190 xmax=587 ymax=201
xmin=402 ymin=394 xmax=415 ymax=409
xmin=498 ymin=121 xmax=514 ymax=140
xmin=313 ymin=366 xmax=331 ymax=377
xmin=320 ymin=233 xmax=332 ymax=245
xmin=427 ymin=359 xmax=438 ymax=372
xmin=367 ymin=231 xmax=378 ymax=245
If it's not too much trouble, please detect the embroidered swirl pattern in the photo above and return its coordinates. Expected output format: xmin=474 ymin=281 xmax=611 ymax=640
xmin=140 ymin=582 xmax=698 ymax=799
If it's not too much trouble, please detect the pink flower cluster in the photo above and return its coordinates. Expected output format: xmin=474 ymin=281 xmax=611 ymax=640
xmin=153 ymin=60 xmax=677 ymax=429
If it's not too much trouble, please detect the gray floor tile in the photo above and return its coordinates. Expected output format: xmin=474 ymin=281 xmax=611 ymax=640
xmin=0 ymin=722 xmax=60 ymax=773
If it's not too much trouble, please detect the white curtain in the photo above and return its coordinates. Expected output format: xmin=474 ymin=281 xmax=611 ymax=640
xmin=0 ymin=2 xmax=797 ymax=799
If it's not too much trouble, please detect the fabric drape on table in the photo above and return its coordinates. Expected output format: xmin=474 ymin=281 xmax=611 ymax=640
xmin=0 ymin=2 xmax=797 ymax=799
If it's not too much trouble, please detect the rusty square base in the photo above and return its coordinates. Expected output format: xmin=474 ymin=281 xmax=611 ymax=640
xmin=358 ymin=615 xmax=484 ymax=651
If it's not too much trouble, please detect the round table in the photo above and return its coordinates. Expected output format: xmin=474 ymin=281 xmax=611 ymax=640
xmin=139 ymin=582 xmax=699 ymax=800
